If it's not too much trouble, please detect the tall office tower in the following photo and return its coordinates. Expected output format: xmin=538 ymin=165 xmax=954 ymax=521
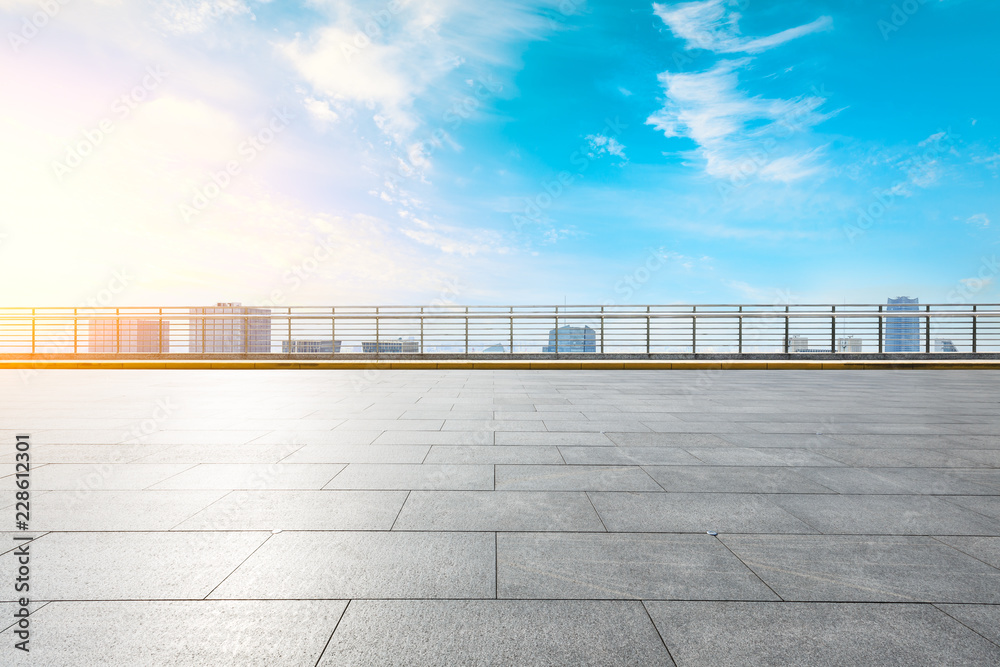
xmin=934 ymin=339 xmax=958 ymax=352
xmin=543 ymin=325 xmax=596 ymax=353
xmin=787 ymin=335 xmax=809 ymax=352
xmin=189 ymin=303 xmax=272 ymax=353
xmin=88 ymin=319 xmax=170 ymax=353
xmin=886 ymin=297 xmax=920 ymax=352
xmin=837 ymin=336 xmax=863 ymax=353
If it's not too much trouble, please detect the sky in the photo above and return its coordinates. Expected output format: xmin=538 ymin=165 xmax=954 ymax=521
xmin=1 ymin=0 xmax=998 ymax=308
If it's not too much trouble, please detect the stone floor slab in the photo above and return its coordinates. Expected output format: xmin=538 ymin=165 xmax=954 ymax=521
xmin=647 ymin=601 xmax=1000 ymax=667
xmin=209 ymin=531 xmax=495 ymax=599
xmin=498 ymin=533 xmax=778 ymax=601
xmin=318 ymin=600 xmax=674 ymax=666
xmin=2 ymin=600 xmax=348 ymax=666
xmin=722 ymin=535 xmax=1000 ymax=603
xmin=392 ymin=491 xmax=605 ymax=532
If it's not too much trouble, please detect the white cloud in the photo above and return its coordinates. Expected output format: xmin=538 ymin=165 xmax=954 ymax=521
xmin=646 ymin=60 xmax=832 ymax=181
xmin=967 ymin=213 xmax=990 ymax=228
xmin=153 ymin=0 xmax=252 ymax=35
xmin=586 ymin=134 xmax=627 ymax=162
xmin=653 ymin=0 xmax=832 ymax=54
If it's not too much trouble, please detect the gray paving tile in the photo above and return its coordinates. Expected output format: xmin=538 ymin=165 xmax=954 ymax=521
xmin=818 ymin=448 xmax=987 ymax=468
xmin=1 ymin=463 xmax=194 ymax=490
xmin=280 ymin=444 xmax=429 ymax=464
xmin=645 ymin=467 xmax=834 ymax=493
xmin=498 ymin=533 xmax=777 ymax=601
xmin=424 ymin=446 xmax=563 ymax=465
xmin=495 ymin=432 xmax=613 ymax=446
xmin=718 ymin=433 xmax=850 ymax=448
xmin=392 ymin=491 xmax=605 ymax=532
xmin=769 ymin=494 xmax=1000 ymax=535
xmin=545 ymin=420 xmax=652 ymax=433
xmin=136 ymin=431 xmax=271 ymax=445
xmin=936 ymin=604 xmax=1000 ymax=646
xmin=0 ymin=532 xmax=268 ymax=600
xmin=175 ymin=490 xmax=408 ymax=531
xmin=1 ymin=600 xmax=347 ymax=666
xmin=935 ymin=536 xmax=1000 ymax=569
xmin=373 ymin=431 xmax=492 ymax=445
xmin=148 ymin=463 xmax=346 ymax=490
xmin=319 ymin=599 xmax=673 ymax=666
xmin=441 ymin=419 xmax=543 ymax=432
xmin=949 ymin=449 xmax=1000 ymax=467
xmin=722 ymin=535 xmax=1000 ymax=602
xmin=606 ymin=433 xmax=731 ymax=447
xmin=8 ymin=444 xmax=175 ymax=464
xmin=558 ymin=446 xmax=703 ymax=466
xmin=686 ymin=448 xmax=841 ymax=467
xmin=250 ymin=431 xmax=382 ymax=446
xmin=323 ymin=463 xmax=493 ymax=490
xmin=210 ymin=532 xmax=494 ymax=599
xmin=647 ymin=602 xmax=1000 ymax=667
xmin=944 ymin=496 xmax=1000 ymax=521
xmin=132 ymin=443 xmax=304 ymax=464
xmin=589 ymin=492 xmax=816 ymax=534
xmin=644 ymin=422 xmax=751 ymax=434
xmin=29 ymin=490 xmax=228 ymax=530
xmin=495 ymin=465 xmax=663 ymax=491
xmin=337 ymin=419 xmax=443 ymax=431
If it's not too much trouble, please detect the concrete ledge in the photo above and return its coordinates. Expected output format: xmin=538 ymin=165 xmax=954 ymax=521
xmin=4 ymin=359 xmax=1000 ymax=370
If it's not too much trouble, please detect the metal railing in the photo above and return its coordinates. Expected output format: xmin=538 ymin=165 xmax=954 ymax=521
xmin=2 ymin=304 xmax=999 ymax=356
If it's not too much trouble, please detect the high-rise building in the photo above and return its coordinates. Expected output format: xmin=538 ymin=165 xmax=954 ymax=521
xmin=934 ymin=339 xmax=958 ymax=352
xmin=88 ymin=319 xmax=170 ymax=353
xmin=543 ymin=325 xmax=596 ymax=353
xmin=361 ymin=338 xmax=420 ymax=354
xmin=189 ymin=303 xmax=271 ymax=354
xmin=886 ymin=297 xmax=920 ymax=352
xmin=837 ymin=336 xmax=863 ymax=353
xmin=787 ymin=335 xmax=809 ymax=352
xmin=282 ymin=340 xmax=341 ymax=354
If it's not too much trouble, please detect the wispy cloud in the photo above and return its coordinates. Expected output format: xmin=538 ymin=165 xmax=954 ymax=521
xmin=967 ymin=213 xmax=990 ymax=228
xmin=646 ymin=59 xmax=833 ymax=181
xmin=653 ymin=0 xmax=832 ymax=54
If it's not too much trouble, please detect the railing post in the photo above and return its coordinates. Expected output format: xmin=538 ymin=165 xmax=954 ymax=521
xmin=972 ymin=305 xmax=977 ymax=353
xmin=646 ymin=306 xmax=650 ymax=355
xmin=692 ymin=306 xmax=696 ymax=354
xmin=509 ymin=307 xmax=514 ymax=354
xmin=287 ymin=308 xmax=292 ymax=357
xmin=925 ymin=305 xmax=930 ymax=354
xmin=375 ymin=306 xmax=380 ymax=358
xmin=116 ymin=307 xmax=120 ymax=354
xmin=332 ymin=307 xmax=336 ymax=356
xmin=831 ymin=305 xmax=836 ymax=353
xmin=600 ymin=306 xmax=604 ymax=354
xmin=159 ymin=308 xmax=164 ymax=355
xmin=465 ymin=307 xmax=469 ymax=354
xmin=419 ymin=307 xmax=424 ymax=355
xmin=738 ymin=306 xmax=742 ymax=354
xmin=73 ymin=308 xmax=78 ymax=354
xmin=878 ymin=306 xmax=883 ymax=353
xmin=245 ymin=314 xmax=250 ymax=356
xmin=783 ymin=306 xmax=789 ymax=353
xmin=31 ymin=308 xmax=36 ymax=354
xmin=554 ymin=310 xmax=559 ymax=354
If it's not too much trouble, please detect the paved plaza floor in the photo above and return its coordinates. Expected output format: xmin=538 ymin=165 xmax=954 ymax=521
xmin=2 ymin=369 xmax=1000 ymax=665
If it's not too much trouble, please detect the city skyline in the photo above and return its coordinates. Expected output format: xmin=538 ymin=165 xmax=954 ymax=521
xmin=1 ymin=0 xmax=997 ymax=309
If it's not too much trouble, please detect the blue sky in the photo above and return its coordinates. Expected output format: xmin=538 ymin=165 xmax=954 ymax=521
xmin=1 ymin=0 xmax=997 ymax=307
